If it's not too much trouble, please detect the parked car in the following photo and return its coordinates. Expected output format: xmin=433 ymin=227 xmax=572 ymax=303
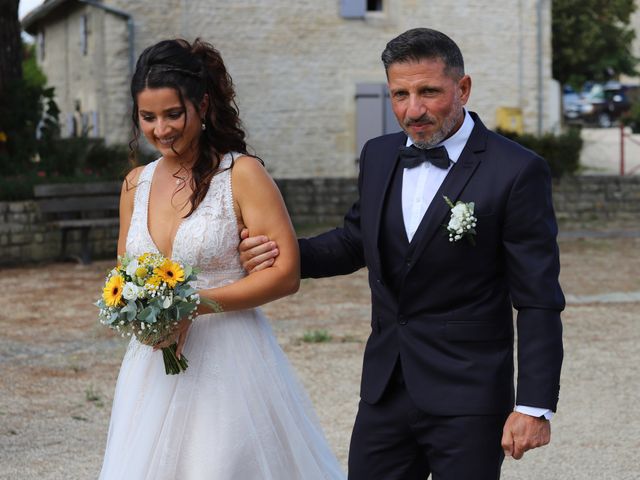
xmin=565 ymin=82 xmax=640 ymax=128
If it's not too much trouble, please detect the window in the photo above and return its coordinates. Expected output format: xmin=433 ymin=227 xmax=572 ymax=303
xmin=355 ymin=83 xmax=401 ymax=156
xmin=367 ymin=0 xmax=383 ymax=11
xmin=341 ymin=0 xmax=383 ymax=18
xmin=80 ymin=14 xmax=89 ymax=55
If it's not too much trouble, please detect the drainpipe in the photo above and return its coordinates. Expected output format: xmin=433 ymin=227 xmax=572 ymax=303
xmin=79 ymin=0 xmax=135 ymax=76
xmin=536 ymin=0 xmax=546 ymax=135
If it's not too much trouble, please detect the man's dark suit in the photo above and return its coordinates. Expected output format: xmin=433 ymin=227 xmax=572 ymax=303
xmin=299 ymin=112 xmax=564 ymax=476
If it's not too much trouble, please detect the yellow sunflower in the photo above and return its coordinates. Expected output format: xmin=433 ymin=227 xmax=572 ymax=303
xmin=135 ymin=266 xmax=148 ymax=279
xmin=154 ymin=259 xmax=185 ymax=288
xmin=103 ymin=274 xmax=125 ymax=307
xmin=144 ymin=275 xmax=162 ymax=288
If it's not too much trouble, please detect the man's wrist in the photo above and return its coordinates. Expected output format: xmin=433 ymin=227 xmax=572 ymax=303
xmin=514 ymin=405 xmax=553 ymax=420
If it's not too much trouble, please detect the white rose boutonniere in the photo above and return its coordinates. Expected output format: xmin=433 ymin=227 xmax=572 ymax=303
xmin=443 ymin=196 xmax=477 ymax=245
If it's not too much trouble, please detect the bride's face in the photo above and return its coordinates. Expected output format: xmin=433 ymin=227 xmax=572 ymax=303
xmin=136 ymin=87 xmax=205 ymax=162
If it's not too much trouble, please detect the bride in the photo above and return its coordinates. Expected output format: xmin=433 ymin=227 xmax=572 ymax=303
xmin=98 ymin=38 xmax=345 ymax=479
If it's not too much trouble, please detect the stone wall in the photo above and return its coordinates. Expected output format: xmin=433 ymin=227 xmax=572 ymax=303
xmin=0 ymin=202 xmax=118 ymax=266
xmin=1 ymin=176 xmax=638 ymax=266
xmin=553 ymin=175 xmax=640 ymax=223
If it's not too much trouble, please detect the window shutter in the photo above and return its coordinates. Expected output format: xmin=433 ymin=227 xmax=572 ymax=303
xmin=355 ymin=84 xmax=402 ymax=156
xmin=355 ymin=84 xmax=385 ymax=155
xmin=341 ymin=0 xmax=366 ymax=18
xmin=383 ymin=87 xmax=401 ymax=135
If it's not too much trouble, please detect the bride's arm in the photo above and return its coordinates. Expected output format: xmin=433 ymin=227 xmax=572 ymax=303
xmin=198 ymin=155 xmax=300 ymax=312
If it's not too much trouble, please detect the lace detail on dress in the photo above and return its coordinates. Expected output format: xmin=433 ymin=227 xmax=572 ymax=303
xmin=126 ymin=153 xmax=245 ymax=290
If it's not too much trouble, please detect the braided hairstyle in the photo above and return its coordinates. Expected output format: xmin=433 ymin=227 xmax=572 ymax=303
xmin=129 ymin=38 xmax=251 ymax=216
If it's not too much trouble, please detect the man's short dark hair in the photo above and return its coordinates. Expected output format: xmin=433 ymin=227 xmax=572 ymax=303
xmin=381 ymin=28 xmax=465 ymax=79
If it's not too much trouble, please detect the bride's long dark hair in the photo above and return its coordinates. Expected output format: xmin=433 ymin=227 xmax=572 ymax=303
xmin=129 ymin=38 xmax=252 ymax=217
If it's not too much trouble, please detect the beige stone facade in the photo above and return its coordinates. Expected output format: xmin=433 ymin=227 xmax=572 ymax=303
xmin=24 ymin=0 xmax=559 ymax=178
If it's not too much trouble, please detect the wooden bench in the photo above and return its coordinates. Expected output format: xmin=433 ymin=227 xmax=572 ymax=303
xmin=34 ymin=182 xmax=121 ymax=264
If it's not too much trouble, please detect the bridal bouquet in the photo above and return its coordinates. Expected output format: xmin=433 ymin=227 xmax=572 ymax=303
xmin=96 ymin=252 xmax=202 ymax=375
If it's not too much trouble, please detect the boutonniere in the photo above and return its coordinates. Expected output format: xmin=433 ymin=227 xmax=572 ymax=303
xmin=443 ymin=196 xmax=477 ymax=245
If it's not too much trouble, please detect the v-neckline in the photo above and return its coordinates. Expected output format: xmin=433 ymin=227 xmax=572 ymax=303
xmin=145 ymin=159 xmax=191 ymax=259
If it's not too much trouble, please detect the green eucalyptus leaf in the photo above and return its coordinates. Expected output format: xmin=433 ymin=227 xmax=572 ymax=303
xmin=106 ymin=311 xmax=119 ymax=325
xmin=121 ymin=301 xmax=138 ymax=321
xmin=138 ymin=306 xmax=159 ymax=324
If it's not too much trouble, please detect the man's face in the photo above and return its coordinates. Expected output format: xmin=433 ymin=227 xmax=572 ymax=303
xmin=387 ymin=58 xmax=471 ymax=148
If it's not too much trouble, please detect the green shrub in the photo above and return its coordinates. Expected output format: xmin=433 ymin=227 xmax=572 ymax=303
xmin=0 ymin=141 xmax=156 ymax=201
xmin=0 ymin=45 xmax=60 ymax=177
xmin=301 ymin=329 xmax=332 ymax=343
xmin=496 ymin=128 xmax=583 ymax=178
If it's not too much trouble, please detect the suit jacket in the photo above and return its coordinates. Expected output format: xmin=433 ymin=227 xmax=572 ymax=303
xmin=299 ymin=112 xmax=564 ymax=416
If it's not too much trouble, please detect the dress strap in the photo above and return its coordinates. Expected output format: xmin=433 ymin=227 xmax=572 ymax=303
xmin=132 ymin=159 xmax=159 ymax=223
xmin=219 ymin=151 xmax=241 ymax=170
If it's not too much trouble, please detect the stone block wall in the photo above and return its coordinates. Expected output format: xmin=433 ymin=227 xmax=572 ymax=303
xmin=0 ymin=202 xmax=118 ymax=266
xmin=1 ymin=176 xmax=639 ymax=265
xmin=276 ymin=178 xmax=359 ymax=227
xmin=553 ymin=175 xmax=640 ymax=223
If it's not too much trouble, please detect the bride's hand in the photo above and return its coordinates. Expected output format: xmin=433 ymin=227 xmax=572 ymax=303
xmin=153 ymin=318 xmax=193 ymax=359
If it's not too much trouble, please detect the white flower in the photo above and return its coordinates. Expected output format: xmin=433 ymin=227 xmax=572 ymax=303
xmin=448 ymin=216 xmax=462 ymax=231
xmin=443 ymin=196 xmax=477 ymax=245
xmin=162 ymin=295 xmax=173 ymax=309
xmin=451 ymin=203 xmax=467 ymax=217
xmin=125 ymin=259 xmax=139 ymax=278
xmin=122 ymin=282 xmax=140 ymax=301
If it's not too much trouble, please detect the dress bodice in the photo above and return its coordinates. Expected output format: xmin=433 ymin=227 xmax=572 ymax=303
xmin=126 ymin=153 xmax=245 ymax=289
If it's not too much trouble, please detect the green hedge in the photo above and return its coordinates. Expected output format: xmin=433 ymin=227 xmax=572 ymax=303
xmin=496 ymin=128 xmax=583 ymax=178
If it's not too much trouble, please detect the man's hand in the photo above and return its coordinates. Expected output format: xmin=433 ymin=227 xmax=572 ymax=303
xmin=501 ymin=411 xmax=551 ymax=460
xmin=238 ymin=228 xmax=279 ymax=273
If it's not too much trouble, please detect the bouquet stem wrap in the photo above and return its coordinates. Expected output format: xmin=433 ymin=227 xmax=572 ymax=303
xmin=162 ymin=343 xmax=189 ymax=375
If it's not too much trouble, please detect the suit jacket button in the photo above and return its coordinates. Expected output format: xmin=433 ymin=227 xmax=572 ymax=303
xmin=398 ymin=315 xmax=407 ymax=325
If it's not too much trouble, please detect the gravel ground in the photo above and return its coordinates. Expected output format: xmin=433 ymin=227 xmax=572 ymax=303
xmin=0 ymin=236 xmax=638 ymax=479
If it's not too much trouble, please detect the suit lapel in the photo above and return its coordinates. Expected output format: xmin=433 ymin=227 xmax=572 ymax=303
xmin=371 ymin=134 xmax=407 ymax=272
xmin=405 ymin=114 xmax=488 ymax=265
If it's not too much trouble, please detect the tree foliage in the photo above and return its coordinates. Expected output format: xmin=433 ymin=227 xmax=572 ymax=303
xmin=0 ymin=43 xmax=61 ymax=176
xmin=552 ymin=0 xmax=638 ymax=88
xmin=0 ymin=0 xmax=22 ymax=97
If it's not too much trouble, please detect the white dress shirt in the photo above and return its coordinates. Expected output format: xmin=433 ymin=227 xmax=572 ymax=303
xmin=400 ymin=109 xmax=552 ymax=420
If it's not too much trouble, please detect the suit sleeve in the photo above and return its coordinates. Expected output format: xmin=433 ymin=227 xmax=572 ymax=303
xmin=503 ymin=155 xmax=564 ymax=411
xmin=298 ymin=142 xmax=368 ymax=278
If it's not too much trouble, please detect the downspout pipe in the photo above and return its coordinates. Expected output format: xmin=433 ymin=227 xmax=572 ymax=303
xmin=79 ymin=0 xmax=134 ymax=76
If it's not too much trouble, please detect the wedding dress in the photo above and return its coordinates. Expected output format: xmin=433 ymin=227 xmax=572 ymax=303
xmin=99 ymin=153 xmax=345 ymax=479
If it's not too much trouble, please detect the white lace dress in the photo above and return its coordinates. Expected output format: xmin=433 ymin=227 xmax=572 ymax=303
xmin=99 ymin=154 xmax=345 ymax=480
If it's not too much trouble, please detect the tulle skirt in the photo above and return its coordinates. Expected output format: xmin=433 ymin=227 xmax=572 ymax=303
xmin=99 ymin=308 xmax=345 ymax=480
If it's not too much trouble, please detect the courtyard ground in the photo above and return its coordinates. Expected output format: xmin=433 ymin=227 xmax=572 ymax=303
xmin=0 ymin=235 xmax=638 ymax=479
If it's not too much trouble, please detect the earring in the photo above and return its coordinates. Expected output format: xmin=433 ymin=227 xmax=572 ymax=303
xmin=201 ymin=120 xmax=206 ymax=131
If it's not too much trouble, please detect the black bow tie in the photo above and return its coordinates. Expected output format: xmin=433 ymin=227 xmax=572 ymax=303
xmin=398 ymin=145 xmax=450 ymax=170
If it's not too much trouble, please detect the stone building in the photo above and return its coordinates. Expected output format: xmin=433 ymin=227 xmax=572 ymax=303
xmin=22 ymin=0 xmax=560 ymax=178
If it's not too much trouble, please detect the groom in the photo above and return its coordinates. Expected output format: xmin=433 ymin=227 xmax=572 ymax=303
xmin=241 ymin=28 xmax=563 ymax=479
